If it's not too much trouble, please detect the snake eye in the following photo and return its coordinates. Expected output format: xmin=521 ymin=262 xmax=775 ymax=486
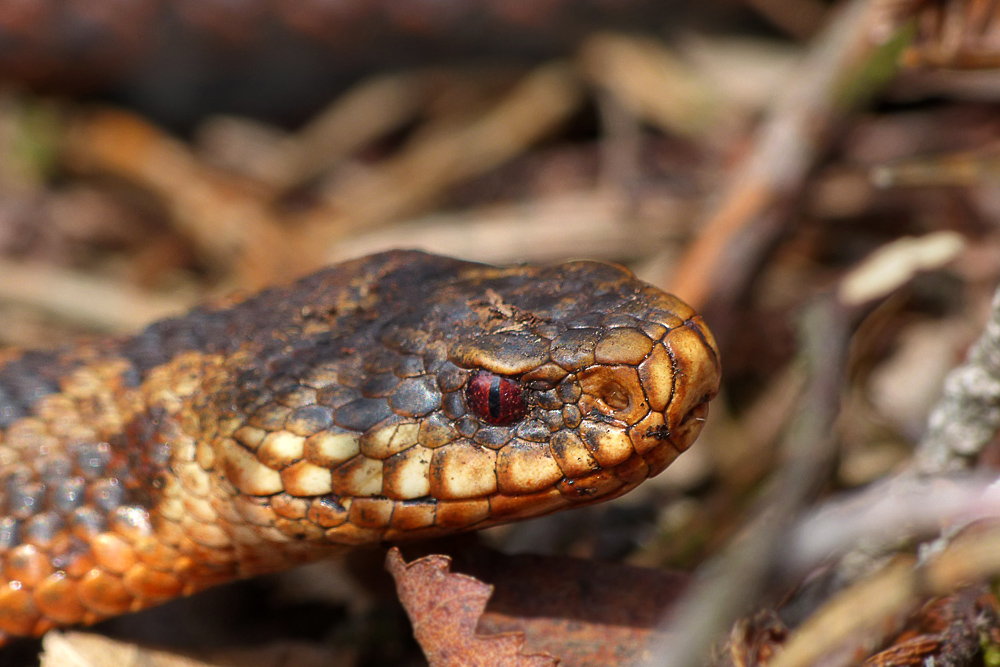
xmin=466 ymin=371 xmax=526 ymax=426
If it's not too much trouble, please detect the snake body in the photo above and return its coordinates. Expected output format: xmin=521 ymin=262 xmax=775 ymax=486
xmin=0 ymin=250 xmax=720 ymax=641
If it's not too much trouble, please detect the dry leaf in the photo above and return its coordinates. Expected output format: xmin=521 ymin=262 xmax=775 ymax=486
xmin=463 ymin=549 xmax=690 ymax=666
xmin=838 ymin=232 xmax=965 ymax=306
xmin=388 ymin=545 xmax=692 ymax=667
xmin=386 ymin=548 xmax=557 ymax=667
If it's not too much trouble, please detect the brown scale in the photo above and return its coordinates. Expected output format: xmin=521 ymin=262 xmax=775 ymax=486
xmin=0 ymin=250 xmax=721 ymax=643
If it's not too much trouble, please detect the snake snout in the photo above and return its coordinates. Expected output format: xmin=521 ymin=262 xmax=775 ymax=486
xmin=616 ymin=315 xmax=719 ymax=471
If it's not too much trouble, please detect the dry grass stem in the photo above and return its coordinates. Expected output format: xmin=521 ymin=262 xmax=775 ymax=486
xmin=667 ymin=0 xmax=888 ymax=309
xmin=0 ymin=259 xmax=192 ymax=332
xmin=315 ymin=63 xmax=584 ymax=238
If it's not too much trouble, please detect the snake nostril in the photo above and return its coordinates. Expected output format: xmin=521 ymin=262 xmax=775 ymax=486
xmin=599 ymin=381 xmax=630 ymax=411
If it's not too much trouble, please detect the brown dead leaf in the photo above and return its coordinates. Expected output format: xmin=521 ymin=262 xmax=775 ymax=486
xmin=387 ymin=544 xmax=692 ymax=667
xmin=386 ymin=548 xmax=558 ymax=667
xmin=460 ymin=549 xmax=689 ymax=666
xmin=862 ymin=587 xmax=1000 ymax=667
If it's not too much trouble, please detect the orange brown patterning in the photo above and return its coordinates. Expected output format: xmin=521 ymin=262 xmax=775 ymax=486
xmin=0 ymin=250 xmax=720 ymax=642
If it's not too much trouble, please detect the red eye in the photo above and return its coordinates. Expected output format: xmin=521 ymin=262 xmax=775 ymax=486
xmin=466 ymin=372 xmax=526 ymax=426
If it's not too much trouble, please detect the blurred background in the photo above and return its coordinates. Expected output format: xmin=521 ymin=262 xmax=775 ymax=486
xmin=2 ymin=1 xmax=1000 ymax=666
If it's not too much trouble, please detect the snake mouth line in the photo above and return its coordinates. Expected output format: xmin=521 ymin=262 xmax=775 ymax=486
xmin=644 ymin=424 xmax=672 ymax=441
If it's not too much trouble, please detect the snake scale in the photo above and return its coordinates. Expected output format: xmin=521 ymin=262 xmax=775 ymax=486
xmin=0 ymin=250 xmax=720 ymax=642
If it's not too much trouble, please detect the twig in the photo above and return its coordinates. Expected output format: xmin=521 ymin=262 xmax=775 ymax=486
xmin=267 ymin=72 xmax=429 ymax=189
xmin=312 ymin=62 xmax=584 ymax=241
xmin=780 ymin=472 xmax=1000 ymax=576
xmin=578 ymin=33 xmax=720 ymax=140
xmin=664 ymin=0 xmax=895 ymax=311
xmin=642 ymin=298 xmax=851 ymax=667
xmin=770 ymin=519 xmax=1000 ymax=667
xmin=329 ymin=190 xmax=690 ymax=265
xmin=63 ymin=109 xmax=293 ymax=288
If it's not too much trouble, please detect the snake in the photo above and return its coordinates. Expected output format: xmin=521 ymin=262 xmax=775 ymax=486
xmin=0 ymin=249 xmax=720 ymax=642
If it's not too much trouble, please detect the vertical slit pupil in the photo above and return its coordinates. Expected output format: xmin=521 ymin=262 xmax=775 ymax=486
xmin=466 ymin=371 xmax=526 ymax=426
xmin=488 ymin=377 xmax=502 ymax=419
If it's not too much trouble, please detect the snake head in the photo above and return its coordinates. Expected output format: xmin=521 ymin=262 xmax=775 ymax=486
xmin=201 ymin=251 xmax=720 ymax=545
xmin=407 ymin=255 xmax=722 ymax=528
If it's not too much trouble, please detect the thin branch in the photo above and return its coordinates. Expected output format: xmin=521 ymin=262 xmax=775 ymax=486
xmin=664 ymin=0 xmax=896 ymax=311
xmin=642 ymin=298 xmax=851 ymax=667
